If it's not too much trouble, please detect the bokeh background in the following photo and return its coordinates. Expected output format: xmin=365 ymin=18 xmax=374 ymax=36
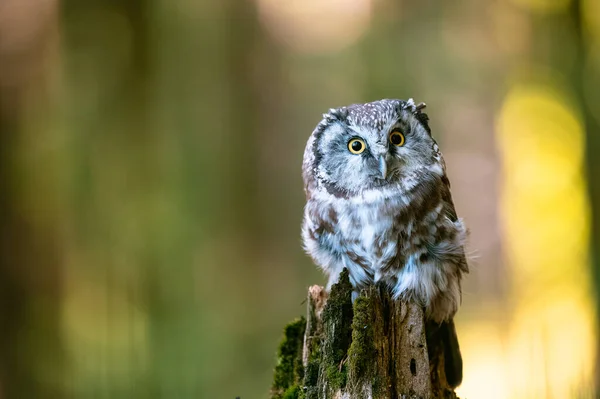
xmin=0 ymin=0 xmax=599 ymax=398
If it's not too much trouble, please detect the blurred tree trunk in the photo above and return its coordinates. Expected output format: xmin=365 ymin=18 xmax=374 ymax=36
xmin=142 ymin=0 xmax=279 ymax=396
xmin=60 ymin=0 xmax=155 ymax=396
xmin=570 ymin=0 xmax=600 ymax=390
xmin=0 ymin=0 xmax=65 ymax=397
xmin=222 ymin=0 xmax=265 ymax=241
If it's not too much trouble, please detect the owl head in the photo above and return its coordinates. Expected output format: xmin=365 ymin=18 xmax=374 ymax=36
xmin=303 ymin=99 xmax=443 ymax=198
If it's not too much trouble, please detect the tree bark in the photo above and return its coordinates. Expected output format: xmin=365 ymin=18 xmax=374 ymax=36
xmin=271 ymin=269 xmax=458 ymax=399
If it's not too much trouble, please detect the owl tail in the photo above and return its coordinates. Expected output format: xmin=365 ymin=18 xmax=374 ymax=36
xmin=426 ymin=318 xmax=463 ymax=388
xmin=440 ymin=319 xmax=463 ymax=388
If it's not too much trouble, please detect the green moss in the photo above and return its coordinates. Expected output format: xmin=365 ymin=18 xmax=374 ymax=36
xmin=321 ymin=269 xmax=354 ymax=328
xmin=281 ymin=385 xmax=301 ymax=399
xmin=347 ymin=295 xmax=376 ymax=379
xmin=303 ymin=343 xmax=320 ymax=387
xmin=325 ymin=364 xmax=347 ymax=388
xmin=302 ymin=334 xmax=321 ymax=399
xmin=318 ymin=268 xmax=353 ymax=393
xmin=271 ymin=317 xmax=306 ymax=399
xmin=372 ymin=374 xmax=384 ymax=397
xmin=274 ymin=269 xmax=355 ymax=398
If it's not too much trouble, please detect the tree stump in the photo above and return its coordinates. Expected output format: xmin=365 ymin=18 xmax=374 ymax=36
xmin=271 ymin=269 xmax=459 ymax=399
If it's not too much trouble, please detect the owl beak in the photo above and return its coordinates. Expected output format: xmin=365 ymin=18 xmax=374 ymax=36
xmin=379 ymin=155 xmax=388 ymax=179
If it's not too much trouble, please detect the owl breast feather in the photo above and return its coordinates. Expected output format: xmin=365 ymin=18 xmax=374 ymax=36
xmin=301 ymin=176 xmax=468 ymax=322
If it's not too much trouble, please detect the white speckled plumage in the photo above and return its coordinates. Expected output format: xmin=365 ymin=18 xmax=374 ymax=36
xmin=302 ymin=99 xmax=468 ymax=321
xmin=301 ymin=99 xmax=468 ymax=386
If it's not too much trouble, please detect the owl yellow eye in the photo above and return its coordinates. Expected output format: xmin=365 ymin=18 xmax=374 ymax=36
xmin=389 ymin=130 xmax=405 ymax=146
xmin=348 ymin=138 xmax=366 ymax=154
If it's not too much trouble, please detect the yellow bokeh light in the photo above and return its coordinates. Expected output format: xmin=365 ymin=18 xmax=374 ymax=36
xmin=495 ymin=80 xmax=596 ymax=398
xmin=507 ymin=291 xmax=595 ymax=398
xmin=456 ymin=319 xmax=509 ymax=399
xmin=497 ymin=84 xmax=588 ymax=278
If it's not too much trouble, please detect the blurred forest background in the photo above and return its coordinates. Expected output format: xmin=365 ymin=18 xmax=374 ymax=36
xmin=0 ymin=0 xmax=599 ymax=398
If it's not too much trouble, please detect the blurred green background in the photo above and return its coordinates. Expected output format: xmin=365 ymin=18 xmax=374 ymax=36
xmin=0 ymin=0 xmax=599 ymax=398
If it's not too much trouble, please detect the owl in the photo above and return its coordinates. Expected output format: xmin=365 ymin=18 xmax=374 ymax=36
xmin=301 ymin=98 xmax=468 ymax=387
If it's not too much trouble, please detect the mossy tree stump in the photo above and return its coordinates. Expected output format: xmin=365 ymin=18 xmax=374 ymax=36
xmin=271 ymin=269 xmax=458 ymax=399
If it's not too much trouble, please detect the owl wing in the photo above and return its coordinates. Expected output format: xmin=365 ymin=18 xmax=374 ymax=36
xmin=440 ymin=170 xmax=469 ymax=275
xmin=438 ymin=174 xmax=468 ymax=388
